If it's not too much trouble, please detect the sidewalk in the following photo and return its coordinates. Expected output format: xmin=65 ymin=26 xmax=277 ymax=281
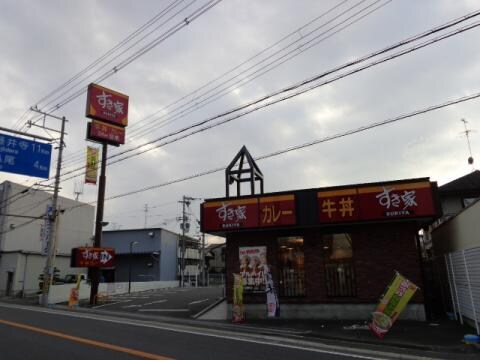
xmin=229 ymin=318 xmax=479 ymax=355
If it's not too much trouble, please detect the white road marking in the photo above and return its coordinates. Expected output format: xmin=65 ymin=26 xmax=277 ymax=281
xmin=92 ymin=300 xmax=131 ymax=309
xmin=0 ymin=303 xmax=433 ymax=360
xmin=138 ymin=309 xmax=189 ymax=312
xmin=122 ymin=305 xmax=142 ymax=309
xmin=188 ymin=299 xmax=209 ymax=305
xmin=143 ymin=300 xmax=167 ymax=306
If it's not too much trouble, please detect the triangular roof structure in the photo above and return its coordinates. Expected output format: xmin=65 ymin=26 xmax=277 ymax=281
xmin=439 ymin=170 xmax=480 ymax=195
xmin=225 ymin=146 xmax=264 ymax=197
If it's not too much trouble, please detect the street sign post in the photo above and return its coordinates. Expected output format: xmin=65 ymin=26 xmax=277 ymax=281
xmin=85 ymin=83 xmax=129 ymax=305
xmin=0 ymin=133 xmax=52 ymax=178
xmin=71 ymin=247 xmax=115 ymax=268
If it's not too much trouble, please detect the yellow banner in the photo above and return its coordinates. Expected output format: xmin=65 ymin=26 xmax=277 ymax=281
xmin=369 ymin=272 xmax=418 ymax=338
xmin=232 ymin=273 xmax=245 ymax=323
xmin=85 ymin=147 xmax=99 ymax=184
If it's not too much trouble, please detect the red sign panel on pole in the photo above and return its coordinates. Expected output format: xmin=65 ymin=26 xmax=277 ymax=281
xmin=202 ymin=198 xmax=259 ymax=231
xmin=88 ymin=120 xmax=126 ymax=146
xmin=259 ymin=194 xmax=296 ymax=227
xmin=71 ymin=247 xmax=115 ymax=268
xmin=86 ymin=83 xmax=129 ymax=127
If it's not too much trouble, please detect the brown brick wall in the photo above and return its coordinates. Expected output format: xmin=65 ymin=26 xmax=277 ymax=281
xmin=225 ymin=223 xmax=424 ymax=304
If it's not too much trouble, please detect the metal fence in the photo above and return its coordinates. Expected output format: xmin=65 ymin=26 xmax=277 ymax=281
xmin=439 ymin=246 xmax=480 ymax=334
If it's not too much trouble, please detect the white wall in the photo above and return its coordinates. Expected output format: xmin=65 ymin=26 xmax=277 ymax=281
xmin=44 ymin=281 xmax=179 ymax=304
xmin=0 ymin=252 xmax=88 ymax=296
xmin=433 ymin=199 xmax=480 ymax=254
xmin=1 ymin=181 xmax=94 ymax=254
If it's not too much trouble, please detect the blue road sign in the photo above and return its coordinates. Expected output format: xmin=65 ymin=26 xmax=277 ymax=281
xmin=0 ymin=133 xmax=52 ymax=179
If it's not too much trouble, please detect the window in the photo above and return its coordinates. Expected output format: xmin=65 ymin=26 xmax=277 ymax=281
xmin=322 ymin=233 xmax=356 ymax=297
xmin=278 ymin=237 xmax=305 ymax=296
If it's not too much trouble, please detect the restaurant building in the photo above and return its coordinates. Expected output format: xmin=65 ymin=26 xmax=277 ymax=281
xmin=200 ymin=149 xmax=440 ymax=320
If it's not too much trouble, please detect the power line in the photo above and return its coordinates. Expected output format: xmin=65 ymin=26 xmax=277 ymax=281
xmin=6 ymin=9 xmax=480 ymax=212
xmin=16 ymin=0 xmax=223 ymax=133
xmin=59 ymin=5 xmax=477 ymax=172
xmin=11 ymin=0 xmax=188 ymax=131
xmin=60 ymin=0 xmax=387 ymax=167
xmin=61 ymin=90 xmax=480 ymax=211
xmin=49 ymin=15 xmax=480 ymax=185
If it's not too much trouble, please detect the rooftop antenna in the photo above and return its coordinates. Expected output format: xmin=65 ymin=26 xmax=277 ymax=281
xmin=460 ymin=118 xmax=475 ymax=171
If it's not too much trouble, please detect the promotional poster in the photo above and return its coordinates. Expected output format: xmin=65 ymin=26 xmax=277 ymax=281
xmin=239 ymin=246 xmax=267 ymax=292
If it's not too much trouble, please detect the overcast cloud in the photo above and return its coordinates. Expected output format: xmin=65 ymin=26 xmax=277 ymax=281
xmin=1 ymin=0 xmax=479 ymax=241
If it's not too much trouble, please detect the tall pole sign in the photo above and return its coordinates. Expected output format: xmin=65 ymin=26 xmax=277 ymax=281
xmin=85 ymin=83 xmax=129 ymax=305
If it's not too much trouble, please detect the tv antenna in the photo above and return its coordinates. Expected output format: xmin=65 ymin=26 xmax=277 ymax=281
xmin=460 ymin=118 xmax=475 ymax=170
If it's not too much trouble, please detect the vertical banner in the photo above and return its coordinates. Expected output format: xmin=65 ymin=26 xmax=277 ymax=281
xmin=232 ymin=274 xmax=245 ymax=323
xmin=68 ymin=275 xmax=82 ymax=307
xmin=369 ymin=272 xmax=419 ymax=338
xmin=239 ymin=246 xmax=267 ymax=292
xmin=85 ymin=146 xmax=99 ymax=184
xmin=40 ymin=203 xmax=53 ymax=255
xmin=265 ymin=267 xmax=280 ymax=317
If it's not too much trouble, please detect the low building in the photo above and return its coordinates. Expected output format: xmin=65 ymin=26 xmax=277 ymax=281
xmin=102 ymin=228 xmax=178 ymax=283
xmin=206 ymin=243 xmax=226 ymax=274
xmin=429 ymin=171 xmax=480 ymax=333
xmin=201 ymin=177 xmax=440 ymax=320
xmin=0 ymin=181 xmax=94 ymax=297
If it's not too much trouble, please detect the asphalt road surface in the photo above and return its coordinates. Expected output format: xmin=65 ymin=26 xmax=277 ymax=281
xmin=91 ymin=287 xmax=224 ymax=318
xmin=0 ymin=302 xmax=410 ymax=360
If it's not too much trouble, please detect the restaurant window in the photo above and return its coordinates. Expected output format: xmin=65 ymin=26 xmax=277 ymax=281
xmin=278 ymin=237 xmax=305 ymax=296
xmin=322 ymin=233 xmax=356 ymax=297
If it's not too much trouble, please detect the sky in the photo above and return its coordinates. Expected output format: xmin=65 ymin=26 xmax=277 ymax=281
xmin=1 ymin=0 xmax=479 ymax=243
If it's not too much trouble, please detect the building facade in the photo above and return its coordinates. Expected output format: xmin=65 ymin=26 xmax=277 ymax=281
xmin=0 ymin=181 xmax=94 ymax=296
xmin=102 ymin=227 xmax=201 ymax=284
xmin=202 ymin=177 xmax=439 ymax=320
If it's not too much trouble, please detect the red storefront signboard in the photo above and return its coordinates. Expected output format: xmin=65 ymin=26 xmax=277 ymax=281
xmin=88 ymin=120 xmax=126 ymax=146
xmin=318 ymin=188 xmax=360 ymax=223
xmin=259 ymin=194 xmax=296 ymax=227
xmin=358 ymin=181 xmax=435 ymax=220
xmin=71 ymin=247 xmax=115 ymax=268
xmin=86 ymin=83 xmax=129 ymax=127
xmin=317 ymin=181 xmax=435 ymax=223
xmin=202 ymin=198 xmax=259 ymax=231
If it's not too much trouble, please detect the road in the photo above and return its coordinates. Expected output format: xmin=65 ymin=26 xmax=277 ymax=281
xmin=0 ymin=302 xmax=413 ymax=360
xmin=91 ymin=287 xmax=224 ymax=318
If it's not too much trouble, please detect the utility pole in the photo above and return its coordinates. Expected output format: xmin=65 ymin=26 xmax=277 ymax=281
xmin=201 ymin=232 xmax=206 ymax=286
xmin=89 ymin=142 xmax=107 ymax=305
xmin=29 ymin=108 xmax=68 ymax=307
xmin=179 ymin=196 xmax=189 ymax=287
xmin=144 ymin=203 xmax=148 ymax=228
xmin=178 ymin=196 xmax=201 ymax=287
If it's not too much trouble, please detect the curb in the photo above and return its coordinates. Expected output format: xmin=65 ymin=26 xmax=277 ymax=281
xmin=191 ymin=296 xmax=226 ymax=319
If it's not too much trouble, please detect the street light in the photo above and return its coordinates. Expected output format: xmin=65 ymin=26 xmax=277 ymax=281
xmin=128 ymin=241 xmax=139 ymax=293
xmin=151 ymin=251 xmax=160 ymax=281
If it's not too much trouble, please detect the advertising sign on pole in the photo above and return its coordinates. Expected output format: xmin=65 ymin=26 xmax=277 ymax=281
xmin=40 ymin=204 xmax=53 ymax=255
xmin=369 ymin=272 xmax=419 ymax=338
xmin=71 ymin=247 xmax=115 ymax=268
xmin=0 ymin=133 xmax=52 ymax=179
xmin=87 ymin=120 xmax=125 ymax=146
xmin=86 ymin=83 xmax=129 ymax=127
xmin=85 ymin=146 xmax=99 ymax=184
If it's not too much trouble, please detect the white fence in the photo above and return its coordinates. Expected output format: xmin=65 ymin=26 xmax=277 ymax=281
xmin=41 ymin=280 xmax=179 ymax=304
xmin=442 ymin=246 xmax=480 ymax=334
